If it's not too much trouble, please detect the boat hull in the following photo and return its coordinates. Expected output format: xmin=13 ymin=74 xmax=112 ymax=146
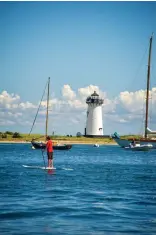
xmin=113 ymin=137 xmax=156 ymax=149
xmin=125 ymin=144 xmax=153 ymax=151
xmin=31 ymin=142 xmax=72 ymax=150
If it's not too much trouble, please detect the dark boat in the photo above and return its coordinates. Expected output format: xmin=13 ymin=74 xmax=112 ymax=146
xmin=31 ymin=141 xmax=72 ymax=150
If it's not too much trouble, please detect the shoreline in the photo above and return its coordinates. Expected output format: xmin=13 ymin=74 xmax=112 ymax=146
xmin=0 ymin=140 xmax=117 ymax=145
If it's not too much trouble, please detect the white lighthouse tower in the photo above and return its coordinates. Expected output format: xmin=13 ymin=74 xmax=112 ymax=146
xmin=85 ymin=91 xmax=104 ymax=137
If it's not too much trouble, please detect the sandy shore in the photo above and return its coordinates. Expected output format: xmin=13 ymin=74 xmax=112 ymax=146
xmin=0 ymin=140 xmax=117 ymax=145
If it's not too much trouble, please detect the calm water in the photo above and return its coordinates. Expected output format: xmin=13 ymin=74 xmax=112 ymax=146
xmin=0 ymin=144 xmax=156 ymax=235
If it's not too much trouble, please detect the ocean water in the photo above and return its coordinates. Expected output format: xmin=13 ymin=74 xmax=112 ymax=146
xmin=0 ymin=143 xmax=156 ymax=235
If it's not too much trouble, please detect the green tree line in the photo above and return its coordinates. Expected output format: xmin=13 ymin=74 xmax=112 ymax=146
xmin=0 ymin=131 xmax=22 ymax=138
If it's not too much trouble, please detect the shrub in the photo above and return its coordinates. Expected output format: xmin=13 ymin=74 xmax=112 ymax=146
xmin=12 ymin=132 xmax=21 ymax=138
xmin=76 ymin=132 xmax=82 ymax=137
xmin=5 ymin=131 xmax=13 ymax=135
xmin=2 ymin=133 xmax=7 ymax=138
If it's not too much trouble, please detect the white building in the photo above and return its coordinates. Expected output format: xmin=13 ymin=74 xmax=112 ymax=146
xmin=85 ymin=91 xmax=104 ymax=136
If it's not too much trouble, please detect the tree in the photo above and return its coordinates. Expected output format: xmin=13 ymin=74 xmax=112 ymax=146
xmin=76 ymin=132 xmax=82 ymax=137
xmin=2 ymin=133 xmax=7 ymax=138
xmin=12 ymin=132 xmax=21 ymax=138
xmin=5 ymin=131 xmax=13 ymax=135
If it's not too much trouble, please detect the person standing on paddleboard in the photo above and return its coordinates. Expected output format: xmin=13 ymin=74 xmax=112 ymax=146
xmin=46 ymin=136 xmax=54 ymax=168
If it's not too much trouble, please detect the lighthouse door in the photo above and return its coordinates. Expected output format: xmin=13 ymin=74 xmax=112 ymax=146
xmin=99 ymin=128 xmax=103 ymax=135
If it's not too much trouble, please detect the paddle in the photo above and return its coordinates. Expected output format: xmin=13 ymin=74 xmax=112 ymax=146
xmin=41 ymin=149 xmax=46 ymax=169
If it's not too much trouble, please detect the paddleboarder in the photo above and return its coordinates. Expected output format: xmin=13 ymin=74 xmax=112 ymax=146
xmin=46 ymin=136 xmax=54 ymax=168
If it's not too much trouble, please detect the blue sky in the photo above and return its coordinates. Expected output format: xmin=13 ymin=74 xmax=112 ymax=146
xmin=0 ymin=1 xmax=156 ymax=135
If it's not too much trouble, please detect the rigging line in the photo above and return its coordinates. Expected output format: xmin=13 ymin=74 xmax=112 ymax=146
xmin=140 ymin=89 xmax=152 ymax=136
xmin=147 ymin=64 xmax=153 ymax=127
xmin=151 ymin=66 xmax=156 ymax=86
xmin=138 ymin=96 xmax=146 ymax=136
xmin=128 ymin=45 xmax=148 ymax=91
xmin=149 ymin=93 xmax=153 ymax=126
xmin=150 ymin=69 xmax=155 ymax=124
xmin=28 ymin=80 xmax=49 ymax=136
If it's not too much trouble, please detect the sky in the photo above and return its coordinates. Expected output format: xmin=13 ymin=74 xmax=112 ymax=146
xmin=0 ymin=1 xmax=156 ymax=136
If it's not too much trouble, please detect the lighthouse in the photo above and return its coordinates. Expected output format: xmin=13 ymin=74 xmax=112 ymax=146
xmin=85 ymin=91 xmax=104 ymax=137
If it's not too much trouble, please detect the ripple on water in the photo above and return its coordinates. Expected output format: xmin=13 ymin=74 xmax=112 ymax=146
xmin=0 ymin=144 xmax=156 ymax=235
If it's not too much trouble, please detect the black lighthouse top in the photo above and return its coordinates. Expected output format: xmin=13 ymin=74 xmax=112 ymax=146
xmin=86 ymin=91 xmax=104 ymax=105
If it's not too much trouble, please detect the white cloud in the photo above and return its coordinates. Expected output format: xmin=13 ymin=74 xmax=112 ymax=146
xmin=8 ymin=112 xmax=22 ymax=118
xmin=62 ymin=85 xmax=76 ymax=100
xmin=0 ymin=90 xmax=37 ymax=128
xmin=103 ymin=98 xmax=117 ymax=114
xmin=115 ymin=88 xmax=156 ymax=121
xmin=0 ymin=91 xmax=36 ymax=111
xmin=117 ymin=90 xmax=146 ymax=113
xmin=0 ymin=119 xmax=15 ymax=126
xmin=0 ymin=91 xmax=20 ymax=106
xmin=78 ymin=84 xmax=106 ymax=100
xmin=0 ymin=86 xmax=156 ymax=134
xmin=19 ymin=102 xmax=36 ymax=110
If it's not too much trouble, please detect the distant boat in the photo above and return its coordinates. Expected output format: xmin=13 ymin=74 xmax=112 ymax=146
xmin=93 ymin=143 xmax=99 ymax=147
xmin=29 ymin=77 xmax=72 ymax=151
xmin=112 ymin=34 xmax=156 ymax=149
xmin=124 ymin=142 xmax=153 ymax=151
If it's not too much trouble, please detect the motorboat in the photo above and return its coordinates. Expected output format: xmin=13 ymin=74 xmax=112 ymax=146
xmin=125 ymin=143 xmax=153 ymax=151
xmin=94 ymin=143 xmax=99 ymax=147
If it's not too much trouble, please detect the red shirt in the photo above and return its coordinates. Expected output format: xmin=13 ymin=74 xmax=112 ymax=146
xmin=46 ymin=140 xmax=53 ymax=152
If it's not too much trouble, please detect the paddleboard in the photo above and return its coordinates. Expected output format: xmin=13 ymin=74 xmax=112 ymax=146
xmin=22 ymin=165 xmax=56 ymax=170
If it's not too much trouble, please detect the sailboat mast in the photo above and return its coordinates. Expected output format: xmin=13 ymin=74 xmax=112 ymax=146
xmin=145 ymin=35 xmax=153 ymax=138
xmin=45 ymin=77 xmax=50 ymax=139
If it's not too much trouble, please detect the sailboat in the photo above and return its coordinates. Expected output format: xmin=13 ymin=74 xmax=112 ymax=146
xmin=112 ymin=34 xmax=156 ymax=148
xmin=31 ymin=77 xmax=72 ymax=150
